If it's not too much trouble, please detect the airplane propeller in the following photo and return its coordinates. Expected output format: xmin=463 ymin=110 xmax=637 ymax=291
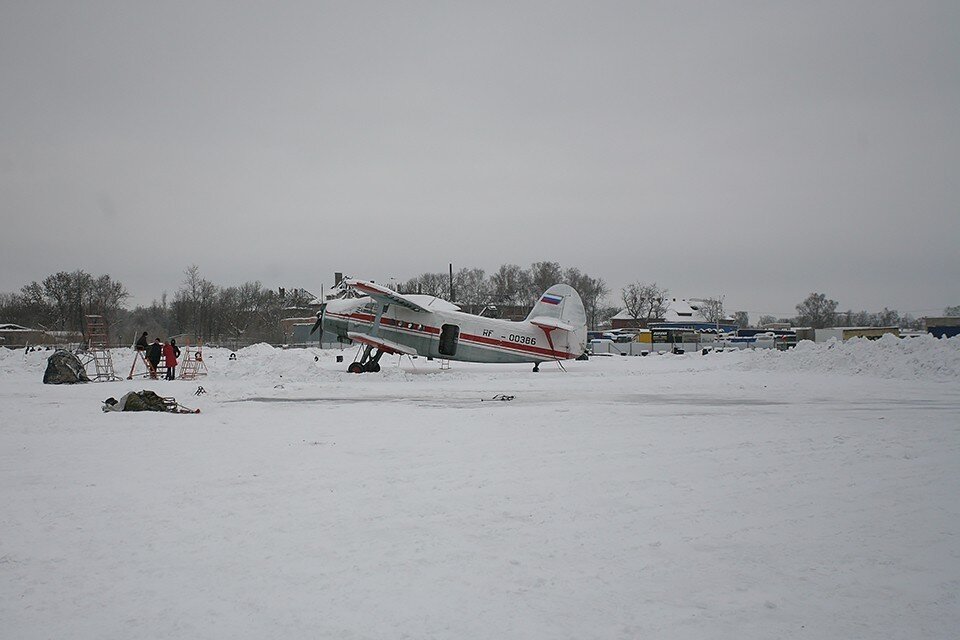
xmin=310 ymin=303 xmax=327 ymax=336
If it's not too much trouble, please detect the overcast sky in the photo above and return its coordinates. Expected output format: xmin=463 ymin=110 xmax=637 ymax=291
xmin=2 ymin=1 xmax=958 ymax=318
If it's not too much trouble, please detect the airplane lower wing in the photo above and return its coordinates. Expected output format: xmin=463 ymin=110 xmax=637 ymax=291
xmin=347 ymin=331 xmax=419 ymax=356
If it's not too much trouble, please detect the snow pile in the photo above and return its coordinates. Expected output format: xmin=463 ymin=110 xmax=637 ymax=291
xmin=4 ymin=333 xmax=958 ymax=386
xmin=2 ymin=336 xmax=959 ymax=639
xmin=0 ymin=347 xmax=67 ymax=379
xmin=234 ymin=342 xmax=279 ymax=357
xmin=209 ymin=345 xmax=336 ymax=384
xmin=0 ymin=346 xmax=19 ymax=370
xmin=739 ymin=333 xmax=960 ymax=380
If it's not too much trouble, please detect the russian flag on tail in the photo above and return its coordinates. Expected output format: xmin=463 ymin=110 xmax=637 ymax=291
xmin=540 ymin=294 xmax=563 ymax=305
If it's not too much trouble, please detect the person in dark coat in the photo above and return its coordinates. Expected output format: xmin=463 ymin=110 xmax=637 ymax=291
xmin=163 ymin=339 xmax=179 ymax=380
xmin=135 ymin=331 xmax=149 ymax=351
xmin=146 ymin=338 xmax=162 ymax=379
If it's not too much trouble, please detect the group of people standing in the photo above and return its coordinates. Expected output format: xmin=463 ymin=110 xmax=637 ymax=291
xmin=134 ymin=332 xmax=181 ymax=380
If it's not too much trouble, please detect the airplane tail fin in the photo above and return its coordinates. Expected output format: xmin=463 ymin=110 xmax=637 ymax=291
xmin=526 ymin=284 xmax=588 ymax=355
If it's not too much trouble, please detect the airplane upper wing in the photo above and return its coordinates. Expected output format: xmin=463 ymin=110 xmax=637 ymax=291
xmin=528 ymin=315 xmax=575 ymax=332
xmin=347 ymin=331 xmax=419 ymax=356
xmin=345 ymin=279 xmax=429 ymax=313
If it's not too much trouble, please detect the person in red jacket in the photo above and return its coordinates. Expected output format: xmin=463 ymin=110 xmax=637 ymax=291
xmin=163 ymin=339 xmax=179 ymax=380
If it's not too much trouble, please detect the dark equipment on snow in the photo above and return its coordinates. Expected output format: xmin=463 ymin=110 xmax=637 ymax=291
xmin=43 ymin=350 xmax=91 ymax=384
xmin=102 ymin=390 xmax=200 ymax=413
xmin=481 ymin=394 xmax=515 ymax=402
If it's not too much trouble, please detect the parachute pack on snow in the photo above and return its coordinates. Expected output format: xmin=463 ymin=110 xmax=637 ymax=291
xmin=102 ymin=390 xmax=200 ymax=414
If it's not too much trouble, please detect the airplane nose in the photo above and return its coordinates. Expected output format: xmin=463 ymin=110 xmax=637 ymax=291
xmin=309 ymin=303 xmax=327 ymax=335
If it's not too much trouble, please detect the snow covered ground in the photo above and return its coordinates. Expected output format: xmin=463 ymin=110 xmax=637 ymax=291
xmin=2 ymin=336 xmax=958 ymax=639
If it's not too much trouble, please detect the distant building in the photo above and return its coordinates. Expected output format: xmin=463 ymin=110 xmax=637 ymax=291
xmin=280 ymin=317 xmax=341 ymax=347
xmin=279 ymin=286 xmax=327 ymax=346
xmin=737 ymin=328 xmax=797 ymax=338
xmin=611 ymin=298 xmax=738 ymax=333
xmin=0 ymin=324 xmax=84 ymax=349
xmin=0 ymin=323 xmax=53 ymax=348
xmin=923 ymin=317 xmax=960 ymax=339
xmin=813 ymin=327 xmax=900 ymax=342
xmin=759 ymin=322 xmax=793 ymax=331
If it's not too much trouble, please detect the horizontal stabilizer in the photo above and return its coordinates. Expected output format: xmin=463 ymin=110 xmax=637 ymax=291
xmin=529 ymin=316 xmax=575 ymax=332
xmin=347 ymin=331 xmax=419 ymax=356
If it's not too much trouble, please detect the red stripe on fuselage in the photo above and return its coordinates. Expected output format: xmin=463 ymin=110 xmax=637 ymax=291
xmin=329 ymin=311 xmax=576 ymax=360
xmin=458 ymin=332 xmax=576 ymax=359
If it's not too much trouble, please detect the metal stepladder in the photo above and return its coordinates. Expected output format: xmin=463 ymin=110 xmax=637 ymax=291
xmin=81 ymin=315 xmax=119 ymax=381
xmin=127 ymin=350 xmax=161 ymax=379
xmin=178 ymin=340 xmax=208 ymax=380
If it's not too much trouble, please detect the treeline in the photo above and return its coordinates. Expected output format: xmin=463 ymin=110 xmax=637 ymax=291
xmin=763 ymin=292 xmax=928 ymax=330
xmin=0 ymin=266 xmax=314 ymax=347
xmin=3 ymin=269 xmax=948 ymax=346
xmin=401 ymin=262 xmax=609 ymax=329
xmin=0 ymin=270 xmax=129 ymax=334
xmin=614 ymin=285 xmax=935 ymax=331
xmin=0 ymin=262 xmax=612 ymax=346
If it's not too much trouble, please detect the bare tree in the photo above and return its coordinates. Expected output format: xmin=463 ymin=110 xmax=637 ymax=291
xmin=526 ymin=261 xmax=564 ymax=303
xmin=621 ymin=282 xmax=669 ymax=325
xmin=1 ymin=286 xmax=56 ymax=329
xmin=402 ymin=272 xmax=449 ymax=299
xmin=795 ymin=293 xmax=838 ymax=329
xmin=488 ymin=264 xmax=530 ymax=305
xmin=89 ymin=274 xmax=129 ymax=321
xmin=422 ymin=272 xmax=450 ymax=299
xmin=33 ymin=270 xmax=127 ymax=332
xmin=564 ymin=268 xmax=609 ymax=330
xmin=285 ymin=287 xmax=315 ymax=311
xmin=900 ymin=313 xmax=922 ymax=330
xmin=40 ymin=272 xmax=73 ymax=330
xmin=596 ymin=305 xmax=621 ymax=328
xmin=453 ymin=267 xmax=490 ymax=309
xmin=176 ymin=265 xmax=218 ymax=339
xmin=67 ymin=270 xmax=94 ymax=331
xmin=733 ymin=311 xmax=749 ymax=328
xmin=876 ymin=307 xmax=900 ymax=327
xmin=216 ymin=285 xmax=242 ymax=344
xmin=695 ymin=296 xmax=726 ymax=324
xmin=212 ymin=281 xmax=286 ymax=346
xmin=944 ymin=305 xmax=960 ymax=317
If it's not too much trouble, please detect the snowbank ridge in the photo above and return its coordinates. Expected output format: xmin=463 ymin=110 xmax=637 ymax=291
xmin=738 ymin=334 xmax=960 ymax=380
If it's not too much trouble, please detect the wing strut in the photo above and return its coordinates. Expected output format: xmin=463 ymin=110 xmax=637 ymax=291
xmin=370 ymin=303 xmax=388 ymax=337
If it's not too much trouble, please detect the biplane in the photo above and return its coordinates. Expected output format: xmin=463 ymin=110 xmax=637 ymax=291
xmin=311 ymin=279 xmax=587 ymax=372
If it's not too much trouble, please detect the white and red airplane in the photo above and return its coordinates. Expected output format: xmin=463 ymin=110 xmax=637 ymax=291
xmin=311 ymin=278 xmax=587 ymax=372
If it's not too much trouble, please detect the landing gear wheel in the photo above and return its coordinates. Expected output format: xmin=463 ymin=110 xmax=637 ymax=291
xmin=347 ymin=362 xmax=365 ymax=374
xmin=532 ymin=363 xmax=540 ymax=373
xmin=363 ymin=361 xmax=381 ymax=373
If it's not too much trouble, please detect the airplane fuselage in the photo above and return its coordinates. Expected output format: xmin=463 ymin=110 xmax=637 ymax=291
xmin=323 ymin=297 xmax=584 ymax=364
